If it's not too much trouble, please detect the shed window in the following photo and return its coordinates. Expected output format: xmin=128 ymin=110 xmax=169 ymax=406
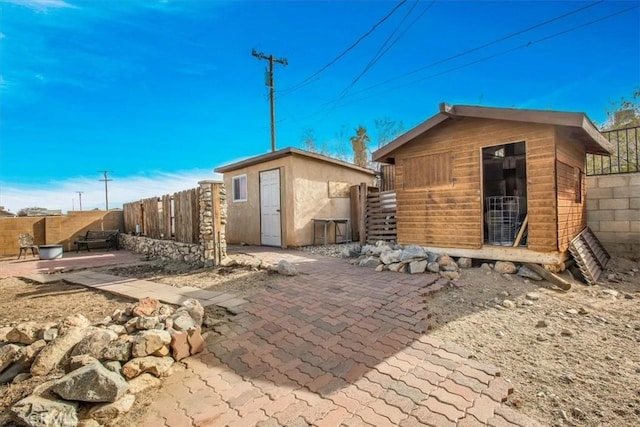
xmin=557 ymin=161 xmax=582 ymax=203
xmin=232 ymin=174 xmax=247 ymax=202
xmin=403 ymin=152 xmax=453 ymax=189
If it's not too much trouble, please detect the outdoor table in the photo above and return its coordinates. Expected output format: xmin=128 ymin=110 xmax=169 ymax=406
xmin=312 ymin=218 xmax=351 ymax=245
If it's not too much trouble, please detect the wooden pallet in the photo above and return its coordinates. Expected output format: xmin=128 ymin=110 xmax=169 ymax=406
xmin=569 ymin=227 xmax=611 ymax=285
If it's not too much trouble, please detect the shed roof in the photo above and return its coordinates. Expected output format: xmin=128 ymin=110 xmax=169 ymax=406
xmin=215 ymin=147 xmax=376 ymax=175
xmin=372 ymin=103 xmax=614 ymax=163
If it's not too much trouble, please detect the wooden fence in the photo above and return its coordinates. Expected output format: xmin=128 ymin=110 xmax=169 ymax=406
xmin=352 ymin=183 xmax=397 ymax=244
xmin=123 ymin=187 xmax=200 ymax=243
xmin=379 ymin=164 xmax=396 ymax=191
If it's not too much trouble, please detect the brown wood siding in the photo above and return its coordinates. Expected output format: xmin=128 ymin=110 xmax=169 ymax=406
xmin=555 ymin=128 xmax=587 ymax=252
xmin=403 ymin=152 xmax=453 ymax=188
xmin=393 ymin=118 xmax=557 ymax=250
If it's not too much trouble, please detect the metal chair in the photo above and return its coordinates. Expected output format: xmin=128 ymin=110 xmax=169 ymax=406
xmin=18 ymin=233 xmax=38 ymax=260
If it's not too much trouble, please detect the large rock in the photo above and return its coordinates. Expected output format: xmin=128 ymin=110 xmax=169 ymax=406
xmin=178 ymin=299 xmax=205 ymax=326
xmin=11 ymin=395 xmax=78 ymax=427
xmin=188 ymin=327 xmax=204 ymax=355
xmin=372 ymin=241 xmax=393 ymax=254
xmin=19 ymin=340 xmax=47 ymax=369
xmin=156 ymin=304 xmax=174 ymax=320
xmin=42 ymin=328 xmax=59 ymax=342
xmin=132 ymin=297 xmax=160 ymax=317
xmin=0 ymin=343 xmax=22 ymax=372
xmin=88 ymin=394 xmax=135 ymax=422
xmin=0 ymin=326 xmax=12 ymax=341
xmin=171 ymin=313 xmax=197 ymax=332
xmin=72 ymin=329 xmax=118 ymax=358
xmin=106 ymin=324 xmax=126 ymax=335
xmin=121 ymin=356 xmax=174 ymax=379
xmin=517 ymin=265 xmax=543 ymax=281
xmin=69 ymin=354 xmax=99 ymax=371
xmin=380 ymin=249 xmax=402 ymax=265
xmin=170 ymin=331 xmax=190 ymax=361
xmin=111 ymin=309 xmax=130 ymax=324
xmin=387 ymin=263 xmax=403 ymax=272
xmin=358 ymin=256 xmax=381 ymax=268
xmin=399 ymin=245 xmax=427 ymax=262
xmin=6 ymin=322 xmax=41 ymax=345
xmin=426 ymin=251 xmax=439 ymax=263
xmin=127 ymin=373 xmax=162 ymax=394
xmin=60 ymin=314 xmax=91 ymax=330
xmin=132 ymin=330 xmax=172 ymax=358
xmin=0 ymin=362 xmax=26 ymax=385
xmin=52 ymin=362 xmax=129 ymax=403
xmin=341 ymin=245 xmax=361 ymax=258
xmin=457 ymin=257 xmax=472 ymax=269
xmin=135 ymin=316 xmax=160 ymax=330
xmin=102 ymin=361 xmax=122 ymax=374
xmin=427 ymin=262 xmax=440 ymax=273
xmin=437 ymin=254 xmax=458 ymax=270
xmin=31 ymin=327 xmax=87 ymax=376
xmin=100 ymin=340 xmax=132 ymax=362
xmin=409 ymin=260 xmax=428 ymax=274
xmin=276 ymin=260 xmax=298 ymax=276
xmin=361 ymin=242 xmax=392 ymax=256
xmin=494 ymin=261 xmax=517 ymax=274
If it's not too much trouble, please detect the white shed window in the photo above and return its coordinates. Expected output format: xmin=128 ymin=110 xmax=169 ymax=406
xmin=232 ymin=174 xmax=247 ymax=202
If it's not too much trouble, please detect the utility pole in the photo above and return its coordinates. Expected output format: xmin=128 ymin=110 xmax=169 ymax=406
xmin=98 ymin=171 xmax=113 ymax=211
xmin=76 ymin=191 xmax=83 ymax=211
xmin=251 ymin=49 xmax=287 ymax=152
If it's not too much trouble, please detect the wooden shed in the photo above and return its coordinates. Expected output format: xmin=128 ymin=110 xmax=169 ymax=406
xmin=372 ymin=103 xmax=613 ymax=266
xmin=215 ymin=147 xmax=376 ymax=248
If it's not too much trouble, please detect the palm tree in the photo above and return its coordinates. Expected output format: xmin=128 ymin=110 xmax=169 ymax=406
xmin=350 ymin=126 xmax=370 ymax=168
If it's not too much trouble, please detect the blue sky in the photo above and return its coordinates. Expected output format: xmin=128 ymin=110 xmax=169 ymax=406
xmin=1 ymin=0 xmax=638 ymax=214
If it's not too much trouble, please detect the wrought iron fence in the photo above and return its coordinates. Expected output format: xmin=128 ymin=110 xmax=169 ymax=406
xmin=586 ymin=125 xmax=639 ymax=176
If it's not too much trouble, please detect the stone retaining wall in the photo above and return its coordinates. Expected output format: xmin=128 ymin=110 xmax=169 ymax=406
xmin=586 ymin=172 xmax=640 ymax=258
xmin=118 ymin=235 xmax=205 ymax=265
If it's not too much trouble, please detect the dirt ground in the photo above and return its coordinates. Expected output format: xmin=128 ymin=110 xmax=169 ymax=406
xmin=424 ymin=256 xmax=640 ymax=427
xmin=100 ymin=251 xmax=274 ymax=297
xmin=1 ymin=251 xmax=639 ymax=427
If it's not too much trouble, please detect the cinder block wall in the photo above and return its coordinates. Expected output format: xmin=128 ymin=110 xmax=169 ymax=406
xmin=0 ymin=211 xmax=124 ymax=257
xmin=586 ymin=172 xmax=640 ymax=259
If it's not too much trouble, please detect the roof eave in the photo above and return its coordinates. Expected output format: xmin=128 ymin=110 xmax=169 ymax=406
xmin=215 ymin=147 xmax=376 ymax=175
xmin=372 ymin=104 xmax=614 ymax=161
xmin=580 ymin=116 xmax=614 ymax=155
xmin=372 ymin=113 xmax=449 ymax=163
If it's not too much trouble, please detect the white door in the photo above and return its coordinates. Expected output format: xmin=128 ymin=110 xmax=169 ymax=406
xmin=260 ymin=169 xmax=281 ymax=246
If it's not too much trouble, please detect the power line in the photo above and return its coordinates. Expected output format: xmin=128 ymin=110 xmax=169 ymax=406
xmin=351 ymin=0 xmax=605 ymax=97
xmin=252 ymin=49 xmax=288 ymax=152
xmin=277 ymin=0 xmax=408 ymax=96
xmin=76 ymin=191 xmax=83 ymax=211
xmin=332 ymin=0 xmax=436 ymax=105
xmin=277 ymin=0 xmax=620 ymax=126
xmin=99 ymin=171 xmax=113 ymax=211
xmin=342 ymin=3 xmax=640 ymax=106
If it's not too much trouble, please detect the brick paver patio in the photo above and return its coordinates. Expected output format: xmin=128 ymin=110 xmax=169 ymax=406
xmin=142 ymin=247 xmax=542 ymax=427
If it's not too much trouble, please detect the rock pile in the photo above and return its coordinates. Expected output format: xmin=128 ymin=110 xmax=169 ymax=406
xmin=348 ymin=241 xmax=466 ymax=280
xmin=348 ymin=241 xmax=544 ymax=282
xmin=0 ymin=297 xmax=206 ymax=426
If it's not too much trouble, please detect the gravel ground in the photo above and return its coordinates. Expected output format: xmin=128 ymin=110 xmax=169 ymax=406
xmin=295 ymin=243 xmax=361 ymax=258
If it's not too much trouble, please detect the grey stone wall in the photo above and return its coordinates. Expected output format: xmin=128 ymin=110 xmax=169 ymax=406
xmin=586 ymin=172 xmax=639 ymax=258
xmin=119 ymin=234 xmax=205 ymax=264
